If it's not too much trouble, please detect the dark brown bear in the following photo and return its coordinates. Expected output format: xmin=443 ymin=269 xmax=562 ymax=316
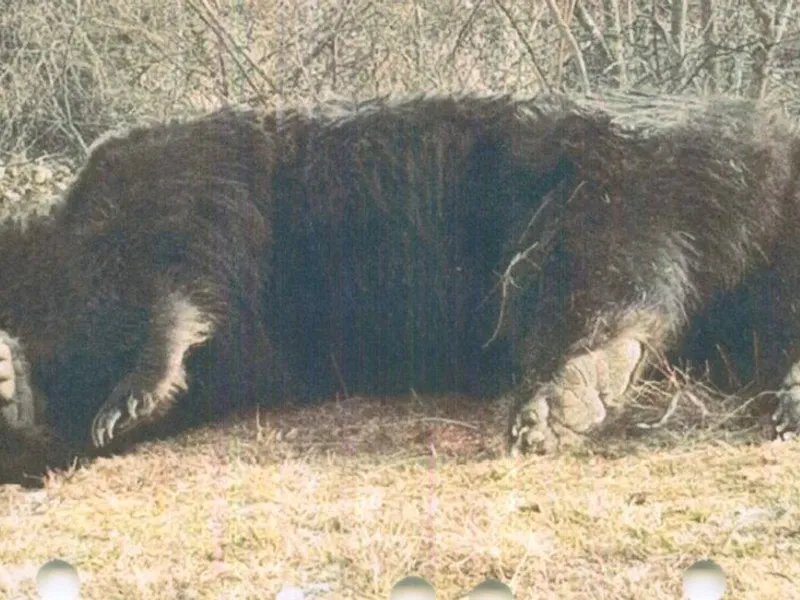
xmin=0 ymin=92 xmax=796 ymax=467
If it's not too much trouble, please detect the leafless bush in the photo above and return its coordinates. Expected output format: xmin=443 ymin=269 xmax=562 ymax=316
xmin=0 ymin=0 xmax=797 ymax=159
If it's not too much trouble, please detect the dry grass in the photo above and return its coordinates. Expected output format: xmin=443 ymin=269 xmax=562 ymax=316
xmin=0 ymin=382 xmax=798 ymax=599
xmin=0 ymin=0 xmax=798 ymax=159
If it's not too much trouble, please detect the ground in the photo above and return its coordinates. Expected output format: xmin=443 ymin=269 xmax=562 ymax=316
xmin=0 ymin=391 xmax=798 ymax=599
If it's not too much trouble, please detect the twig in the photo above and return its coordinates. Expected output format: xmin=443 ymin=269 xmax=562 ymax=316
xmin=635 ymin=391 xmax=682 ymax=429
xmin=574 ymin=1 xmax=613 ymax=64
xmin=287 ymin=0 xmax=354 ymax=89
xmin=186 ymin=0 xmax=277 ymax=99
xmin=330 ymin=353 xmax=350 ymax=400
xmin=542 ymin=0 xmax=591 ymax=92
xmin=714 ymin=389 xmax=776 ymax=427
xmin=484 ymin=182 xmax=585 ymax=349
xmin=492 ymin=0 xmax=551 ymax=91
xmin=419 ymin=417 xmax=479 ymax=430
xmin=448 ymin=0 xmax=486 ymax=65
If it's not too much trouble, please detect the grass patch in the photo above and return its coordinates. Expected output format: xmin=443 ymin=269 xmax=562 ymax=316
xmin=0 ymin=387 xmax=798 ymax=599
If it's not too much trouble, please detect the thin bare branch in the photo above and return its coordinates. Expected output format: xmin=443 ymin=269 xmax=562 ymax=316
xmin=700 ymin=0 xmax=720 ymax=92
xmin=746 ymin=0 xmax=797 ymax=99
xmin=574 ymin=1 xmax=613 ymax=63
xmin=670 ymin=0 xmax=687 ymax=57
xmin=492 ymin=0 xmax=551 ymax=91
xmin=542 ymin=0 xmax=591 ymax=92
xmin=185 ymin=0 xmax=276 ymax=99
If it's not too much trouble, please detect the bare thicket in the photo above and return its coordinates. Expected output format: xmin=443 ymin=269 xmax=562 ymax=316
xmin=0 ymin=0 xmax=796 ymax=159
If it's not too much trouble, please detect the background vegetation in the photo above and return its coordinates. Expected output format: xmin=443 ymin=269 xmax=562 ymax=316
xmin=0 ymin=0 xmax=797 ymax=160
xmin=0 ymin=1 xmax=799 ymax=599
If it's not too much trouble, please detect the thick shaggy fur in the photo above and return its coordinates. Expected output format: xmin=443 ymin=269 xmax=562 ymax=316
xmin=503 ymin=94 xmax=800 ymax=453
xmin=0 ymin=92 xmax=798 ymax=473
xmin=0 ymin=95 xmax=567 ymax=463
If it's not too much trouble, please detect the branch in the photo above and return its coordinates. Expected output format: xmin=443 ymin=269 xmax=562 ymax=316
xmin=542 ymin=0 xmax=591 ymax=92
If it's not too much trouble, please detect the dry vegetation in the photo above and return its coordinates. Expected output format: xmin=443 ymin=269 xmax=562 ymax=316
xmin=1 ymin=0 xmax=800 ymax=598
xmin=2 ymin=390 xmax=800 ymax=599
xmin=1 ymin=0 xmax=799 ymax=161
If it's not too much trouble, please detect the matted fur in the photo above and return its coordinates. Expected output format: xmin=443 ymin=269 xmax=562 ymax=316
xmin=0 ymin=91 xmax=798 ymax=475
